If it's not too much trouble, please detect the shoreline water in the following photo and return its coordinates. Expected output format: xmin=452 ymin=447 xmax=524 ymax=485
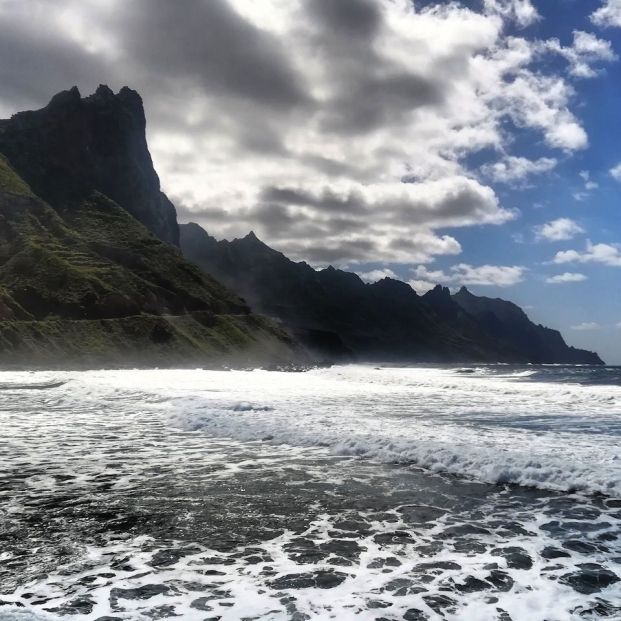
xmin=1 ymin=365 xmax=620 ymax=620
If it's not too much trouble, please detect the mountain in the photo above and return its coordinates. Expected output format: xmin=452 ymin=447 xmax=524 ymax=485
xmin=0 ymin=88 xmax=307 ymax=368
xmin=451 ymin=287 xmax=601 ymax=364
xmin=180 ymin=222 xmax=604 ymax=365
xmin=0 ymin=85 xmax=178 ymax=245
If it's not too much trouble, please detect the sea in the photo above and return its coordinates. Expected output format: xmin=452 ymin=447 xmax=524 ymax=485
xmin=0 ymin=364 xmax=620 ymax=621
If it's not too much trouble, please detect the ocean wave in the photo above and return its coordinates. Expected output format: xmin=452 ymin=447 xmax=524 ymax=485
xmin=170 ymin=402 xmax=621 ymax=497
xmin=167 ymin=365 xmax=621 ymax=498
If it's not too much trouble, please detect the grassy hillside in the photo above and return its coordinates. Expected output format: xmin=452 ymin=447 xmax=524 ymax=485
xmin=0 ymin=155 xmax=306 ymax=368
xmin=0 ymin=313 xmax=299 ymax=369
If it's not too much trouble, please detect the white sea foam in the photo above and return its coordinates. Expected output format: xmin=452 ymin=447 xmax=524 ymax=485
xmin=1 ymin=365 xmax=620 ymax=620
xmin=1 ymin=365 xmax=619 ymax=496
xmin=156 ymin=365 xmax=621 ymax=497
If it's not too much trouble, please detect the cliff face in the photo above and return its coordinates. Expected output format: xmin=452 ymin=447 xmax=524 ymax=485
xmin=451 ymin=287 xmax=603 ymax=365
xmin=0 ymin=89 xmax=307 ymax=369
xmin=180 ymin=222 xmax=604 ymax=365
xmin=0 ymin=85 xmax=178 ymax=245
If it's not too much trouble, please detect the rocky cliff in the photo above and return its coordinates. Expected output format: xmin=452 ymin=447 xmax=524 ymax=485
xmin=0 ymin=85 xmax=178 ymax=245
xmin=0 ymin=89 xmax=308 ymax=368
xmin=451 ymin=287 xmax=602 ymax=365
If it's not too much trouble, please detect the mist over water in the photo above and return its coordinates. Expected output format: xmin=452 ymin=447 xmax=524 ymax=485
xmin=1 ymin=365 xmax=620 ymax=620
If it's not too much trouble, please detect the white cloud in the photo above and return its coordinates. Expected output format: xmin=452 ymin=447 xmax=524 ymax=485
xmin=412 ymin=263 xmax=525 ymax=288
xmin=482 ymin=155 xmax=556 ymax=185
xmin=358 ymin=268 xmax=397 ymax=283
xmin=579 ymin=170 xmax=599 ymax=190
xmin=592 ymin=0 xmax=621 ymax=28
xmin=451 ymin=263 xmax=526 ymax=286
xmin=610 ymin=162 xmax=621 ymax=181
xmin=408 ymin=279 xmax=438 ymax=294
xmin=553 ymin=240 xmax=621 ymax=267
xmin=483 ymin=0 xmax=539 ymax=27
xmin=571 ymin=322 xmax=601 ymax=331
xmin=543 ymin=31 xmax=617 ymax=78
xmin=496 ymin=71 xmax=588 ymax=151
xmin=534 ymin=218 xmax=584 ymax=242
xmin=546 ymin=272 xmax=587 ymax=284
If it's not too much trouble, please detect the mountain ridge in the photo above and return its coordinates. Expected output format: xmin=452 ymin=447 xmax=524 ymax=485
xmin=180 ymin=222 xmax=604 ymax=365
xmin=0 ymin=85 xmax=603 ymax=367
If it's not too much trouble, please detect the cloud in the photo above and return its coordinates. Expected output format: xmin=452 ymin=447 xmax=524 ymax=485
xmin=482 ymin=155 xmax=557 ymax=185
xmin=0 ymin=0 xmax=114 ymax=111
xmin=120 ymin=0 xmax=312 ymax=110
xmin=408 ymin=280 xmax=438 ymax=294
xmin=546 ymin=272 xmax=587 ymax=284
xmin=483 ymin=0 xmax=540 ymax=27
xmin=534 ymin=218 xmax=584 ymax=242
xmin=592 ymin=0 xmax=621 ymax=28
xmin=571 ymin=322 xmax=601 ymax=331
xmin=553 ymin=240 xmax=621 ymax=266
xmin=0 ymin=0 xmax=608 ymax=264
xmin=224 ymin=175 xmax=520 ymax=263
xmin=357 ymin=268 xmax=398 ymax=283
xmin=412 ymin=263 xmax=525 ymax=288
xmin=610 ymin=162 xmax=621 ymax=181
xmin=451 ymin=263 xmax=526 ymax=286
xmin=579 ymin=170 xmax=599 ymax=190
xmin=543 ymin=30 xmax=617 ymax=79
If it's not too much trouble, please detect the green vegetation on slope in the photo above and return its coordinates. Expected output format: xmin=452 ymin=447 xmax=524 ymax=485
xmin=0 ymin=312 xmax=297 ymax=369
xmin=0 ymin=160 xmax=306 ymax=367
xmin=0 ymin=188 xmax=245 ymax=320
xmin=0 ymin=154 xmax=35 ymax=197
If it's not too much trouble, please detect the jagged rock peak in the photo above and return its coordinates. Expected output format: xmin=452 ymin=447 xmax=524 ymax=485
xmin=94 ymin=84 xmax=115 ymax=98
xmin=45 ymin=86 xmax=81 ymax=110
xmin=424 ymin=284 xmax=452 ymax=301
xmin=236 ymin=230 xmax=270 ymax=248
xmin=372 ymin=277 xmax=416 ymax=294
xmin=0 ymin=85 xmax=179 ymax=246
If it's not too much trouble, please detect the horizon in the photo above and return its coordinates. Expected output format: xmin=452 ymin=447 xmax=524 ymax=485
xmin=1 ymin=0 xmax=620 ymax=362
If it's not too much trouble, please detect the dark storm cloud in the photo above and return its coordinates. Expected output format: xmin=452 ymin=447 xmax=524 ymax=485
xmin=319 ymin=70 xmax=444 ymax=135
xmin=174 ymin=202 xmax=231 ymax=223
xmin=302 ymin=0 xmax=443 ymax=135
xmin=0 ymin=15 xmax=110 ymax=112
xmin=289 ymin=238 xmax=379 ymax=264
xmin=260 ymin=179 xmax=503 ymax=227
xmin=307 ymin=0 xmax=383 ymax=37
xmin=260 ymin=187 xmax=366 ymax=215
xmin=250 ymin=203 xmax=298 ymax=233
xmin=117 ymin=0 xmax=311 ymax=110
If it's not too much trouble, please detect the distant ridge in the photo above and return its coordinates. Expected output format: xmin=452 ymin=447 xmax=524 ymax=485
xmin=180 ymin=222 xmax=604 ymax=365
xmin=450 ymin=287 xmax=599 ymax=365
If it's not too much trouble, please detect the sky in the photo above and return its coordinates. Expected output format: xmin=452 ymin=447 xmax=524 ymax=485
xmin=0 ymin=0 xmax=620 ymax=361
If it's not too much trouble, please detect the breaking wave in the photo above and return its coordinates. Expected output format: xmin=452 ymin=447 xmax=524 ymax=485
xmin=168 ymin=365 xmax=621 ymax=497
